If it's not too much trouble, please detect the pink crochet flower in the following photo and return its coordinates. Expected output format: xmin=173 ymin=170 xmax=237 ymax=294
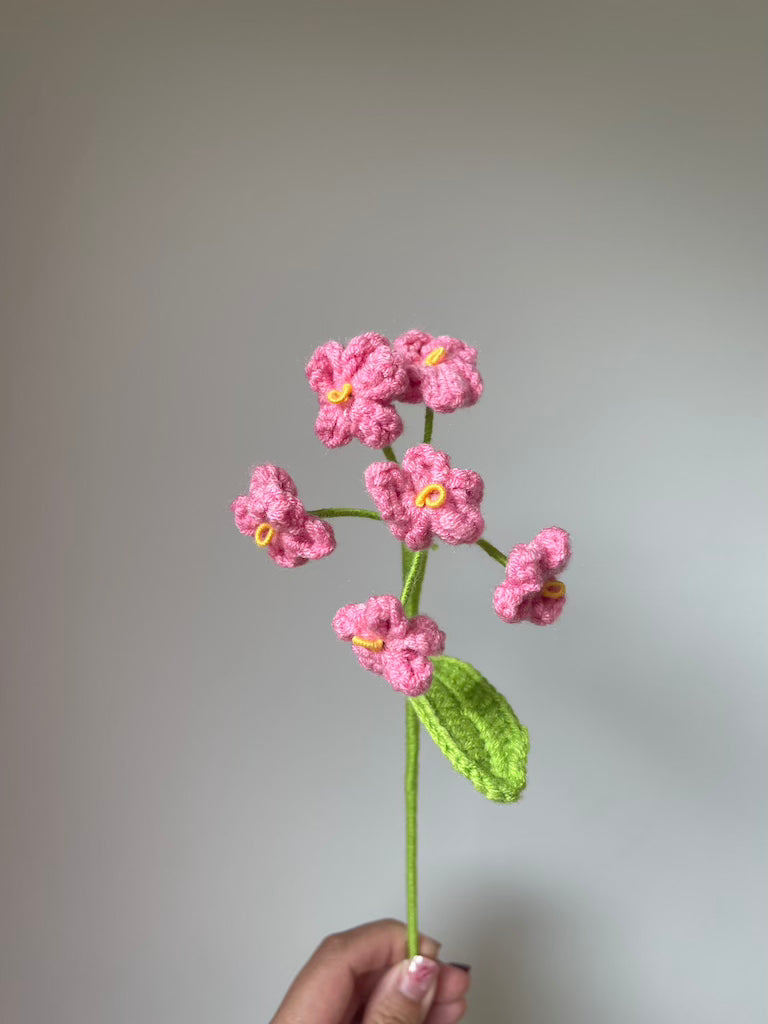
xmin=365 ymin=444 xmax=485 ymax=550
xmin=333 ymin=595 xmax=446 ymax=696
xmin=306 ymin=333 xmax=409 ymax=449
xmin=493 ymin=527 xmax=571 ymax=625
xmin=393 ymin=330 xmax=483 ymax=413
xmin=232 ymin=464 xmax=335 ymax=568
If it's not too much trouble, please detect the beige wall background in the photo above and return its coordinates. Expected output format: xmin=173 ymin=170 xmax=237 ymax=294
xmin=1 ymin=2 xmax=766 ymax=1021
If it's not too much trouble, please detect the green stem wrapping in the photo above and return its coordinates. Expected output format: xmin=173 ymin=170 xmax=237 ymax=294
xmin=405 ymin=699 xmax=420 ymax=958
xmin=400 ymin=549 xmax=427 ymax=612
xmin=423 ymin=407 xmax=434 ymax=444
xmin=400 ymin=403 xmax=438 ymax=958
xmin=382 ymin=446 xmax=398 ymax=463
xmin=401 ymin=545 xmax=428 ymax=959
xmin=477 ymin=536 xmax=508 ymax=567
xmin=306 ymin=508 xmax=381 ymax=520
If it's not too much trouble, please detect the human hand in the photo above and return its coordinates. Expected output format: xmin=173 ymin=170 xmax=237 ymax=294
xmin=270 ymin=918 xmax=471 ymax=1024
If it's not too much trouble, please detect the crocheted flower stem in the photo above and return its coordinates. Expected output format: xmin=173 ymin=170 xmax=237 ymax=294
xmin=382 ymin=446 xmax=398 ymax=463
xmin=423 ymin=406 xmax=434 ymax=444
xmin=405 ymin=699 xmax=420 ymax=958
xmin=306 ymin=507 xmax=381 ymax=520
xmin=400 ymin=545 xmax=428 ymax=959
xmin=400 ymin=549 xmax=428 ymax=613
xmin=477 ymin=537 xmax=508 ymax=568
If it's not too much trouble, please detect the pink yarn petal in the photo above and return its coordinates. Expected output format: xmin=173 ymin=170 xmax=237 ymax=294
xmin=402 ymin=512 xmax=434 ymax=551
xmin=362 ymin=594 xmax=408 ymax=639
xmin=333 ymin=603 xmax=366 ymax=641
xmin=284 ymin=516 xmax=336 ymax=561
xmin=402 ymin=444 xmax=451 ymax=486
xmin=365 ymin=462 xmax=413 ymax=521
xmin=447 ymin=467 xmax=485 ymax=505
xmin=232 ymin=495 xmax=258 ymax=536
xmin=432 ymin=504 xmax=484 ymax=545
xmin=342 ymin=333 xmax=390 ymax=378
xmin=524 ymin=593 xmax=567 ymax=626
xmin=396 ymin=366 xmax=425 ymax=404
xmin=348 ymin=336 xmax=408 ymax=403
xmin=315 ymin=402 xmax=355 ymax=448
xmin=504 ymin=543 xmax=547 ymax=593
xmin=421 ymin=362 xmax=483 ymax=413
xmin=404 ymin=615 xmax=446 ymax=656
xmin=394 ymin=330 xmax=433 ymax=362
xmin=248 ymin=465 xmax=297 ymax=499
xmin=262 ymin=492 xmax=305 ymax=529
xmin=493 ymin=580 xmax=525 ymax=623
xmin=306 ymin=341 xmax=345 ymax=394
xmin=352 ymin=644 xmax=386 ymax=675
xmin=435 ymin=335 xmax=478 ymax=365
xmin=268 ymin=531 xmax=308 ymax=568
xmin=381 ymin=651 xmax=434 ymax=696
xmin=392 ymin=332 xmax=433 ymax=405
xmin=533 ymin=527 xmax=571 ymax=575
xmin=349 ymin=397 xmax=403 ymax=448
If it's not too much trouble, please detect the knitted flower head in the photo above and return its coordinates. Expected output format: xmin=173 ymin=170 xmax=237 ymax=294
xmin=230 ymin=329 xmax=571 ymax=960
xmin=394 ymin=330 xmax=483 ymax=412
xmin=333 ymin=595 xmax=446 ymax=696
xmin=231 ymin=464 xmax=335 ymax=567
xmin=494 ymin=527 xmax=571 ymax=625
xmin=366 ymin=443 xmax=485 ymax=550
xmin=306 ymin=332 xmax=408 ymax=449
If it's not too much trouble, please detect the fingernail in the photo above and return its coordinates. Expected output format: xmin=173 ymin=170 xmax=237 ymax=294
xmin=398 ymin=955 xmax=439 ymax=1001
xmin=449 ymin=961 xmax=471 ymax=972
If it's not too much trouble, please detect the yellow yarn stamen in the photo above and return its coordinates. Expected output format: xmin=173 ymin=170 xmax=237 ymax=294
xmin=352 ymin=636 xmax=385 ymax=652
xmin=327 ymin=382 xmax=353 ymax=404
xmin=254 ymin=522 xmax=275 ymax=547
xmin=541 ymin=580 xmax=566 ymax=599
xmin=414 ymin=483 xmax=447 ymax=509
xmin=423 ymin=346 xmax=446 ymax=367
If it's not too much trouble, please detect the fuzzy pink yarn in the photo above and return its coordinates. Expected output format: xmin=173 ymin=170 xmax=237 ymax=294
xmin=393 ymin=330 xmax=483 ymax=413
xmin=232 ymin=464 xmax=336 ymax=568
xmin=365 ymin=444 xmax=485 ymax=551
xmin=306 ymin=333 xmax=408 ymax=449
xmin=493 ymin=527 xmax=571 ymax=625
xmin=333 ymin=595 xmax=445 ymax=696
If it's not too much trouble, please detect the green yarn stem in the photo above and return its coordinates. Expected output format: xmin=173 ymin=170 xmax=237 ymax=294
xmin=477 ymin=537 xmax=508 ymax=567
xmin=382 ymin=446 xmax=398 ymax=463
xmin=400 ymin=549 xmax=427 ymax=613
xmin=306 ymin=507 xmax=381 ymax=520
xmin=423 ymin=406 xmax=434 ymax=444
xmin=405 ymin=699 xmax=420 ymax=958
xmin=400 ymin=545 xmax=428 ymax=959
xmin=400 ymin=401 xmax=433 ymax=958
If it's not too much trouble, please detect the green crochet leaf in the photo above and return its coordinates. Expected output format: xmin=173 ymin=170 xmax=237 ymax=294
xmin=410 ymin=656 xmax=530 ymax=804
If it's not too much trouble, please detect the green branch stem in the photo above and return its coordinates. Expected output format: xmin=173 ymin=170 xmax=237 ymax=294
xmin=400 ymin=549 xmax=428 ymax=613
xmin=307 ymin=507 xmax=381 ymax=520
xmin=382 ymin=446 xmax=398 ymax=463
xmin=401 ymin=546 xmax=428 ymax=961
xmin=405 ymin=699 xmax=420 ymax=958
xmin=423 ymin=406 xmax=434 ymax=444
xmin=477 ymin=537 xmax=508 ymax=567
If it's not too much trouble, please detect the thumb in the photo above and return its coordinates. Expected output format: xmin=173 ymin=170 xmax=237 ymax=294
xmin=362 ymin=956 xmax=439 ymax=1024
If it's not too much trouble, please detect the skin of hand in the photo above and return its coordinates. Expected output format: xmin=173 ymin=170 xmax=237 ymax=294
xmin=270 ymin=919 xmax=471 ymax=1024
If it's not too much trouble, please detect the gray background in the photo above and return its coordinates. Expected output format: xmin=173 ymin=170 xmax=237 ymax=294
xmin=1 ymin=2 xmax=766 ymax=1022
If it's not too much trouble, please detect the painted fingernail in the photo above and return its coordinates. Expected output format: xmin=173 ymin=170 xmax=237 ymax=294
xmin=398 ymin=955 xmax=439 ymax=1001
xmin=449 ymin=962 xmax=471 ymax=972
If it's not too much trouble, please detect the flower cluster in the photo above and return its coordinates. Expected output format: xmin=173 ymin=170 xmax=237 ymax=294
xmin=305 ymin=331 xmax=482 ymax=449
xmin=232 ymin=330 xmax=571 ymax=695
